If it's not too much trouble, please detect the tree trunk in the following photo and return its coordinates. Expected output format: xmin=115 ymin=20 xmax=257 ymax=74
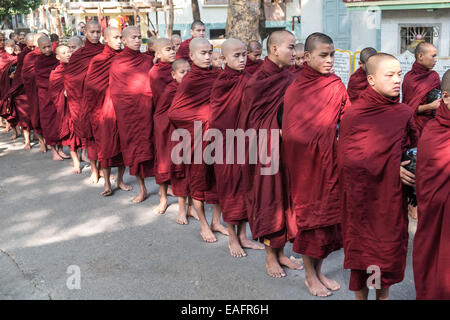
xmin=226 ymin=0 xmax=261 ymax=45
xmin=191 ymin=0 xmax=201 ymax=21
xmin=259 ymin=0 xmax=268 ymax=42
xmin=168 ymin=0 xmax=174 ymax=37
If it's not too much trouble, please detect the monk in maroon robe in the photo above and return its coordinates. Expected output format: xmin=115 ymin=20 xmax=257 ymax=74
xmin=171 ymin=34 xmax=182 ymax=53
xmin=64 ymin=20 xmax=104 ymax=183
xmin=338 ymin=53 xmax=419 ymax=300
xmin=156 ymin=59 xmax=193 ymax=224
xmin=84 ymin=27 xmax=131 ymax=196
xmin=22 ymin=33 xmax=46 ymax=152
xmin=175 ymin=20 xmax=206 ymax=63
xmin=110 ymin=26 xmax=154 ymax=203
xmin=210 ymin=38 xmax=265 ymax=258
xmin=289 ymin=42 xmax=305 ymax=75
xmin=49 ymin=45 xmax=84 ymax=173
xmin=3 ymin=33 xmax=34 ymax=149
xmin=245 ymin=40 xmax=263 ymax=75
xmin=35 ymin=36 xmax=67 ymax=161
xmin=168 ymin=38 xmax=227 ymax=243
xmin=240 ymin=30 xmax=301 ymax=278
xmin=413 ymin=71 xmax=450 ymax=300
xmin=0 ymin=39 xmax=18 ymax=138
xmin=347 ymin=47 xmax=377 ymax=102
xmin=283 ymin=33 xmax=350 ymax=295
xmin=402 ymin=42 xmax=441 ymax=134
xmin=145 ymin=36 xmax=156 ymax=68
xmin=149 ymin=38 xmax=177 ymax=214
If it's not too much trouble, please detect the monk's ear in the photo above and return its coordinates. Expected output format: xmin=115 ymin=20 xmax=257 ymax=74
xmin=171 ymin=70 xmax=176 ymax=80
xmin=367 ymin=74 xmax=375 ymax=87
xmin=304 ymin=51 xmax=312 ymax=63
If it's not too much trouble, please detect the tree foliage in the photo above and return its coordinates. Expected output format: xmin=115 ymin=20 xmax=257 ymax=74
xmin=0 ymin=0 xmax=41 ymax=28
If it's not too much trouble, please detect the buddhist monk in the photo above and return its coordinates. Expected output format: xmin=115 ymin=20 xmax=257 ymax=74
xmin=245 ymin=40 xmax=263 ymax=75
xmin=0 ymin=39 xmax=18 ymax=139
xmin=50 ymin=34 xmax=59 ymax=52
xmin=210 ymin=38 xmax=265 ymax=257
xmin=176 ymin=20 xmax=206 ymax=62
xmin=146 ymin=36 xmax=157 ymax=67
xmin=49 ymin=45 xmax=83 ymax=173
xmin=9 ymin=32 xmax=19 ymax=44
xmin=338 ymin=53 xmax=419 ymax=300
xmin=402 ymin=42 xmax=441 ymax=134
xmin=171 ymin=34 xmax=182 ymax=52
xmin=240 ymin=30 xmax=301 ymax=277
xmin=156 ymin=59 xmax=194 ymax=224
xmin=35 ymin=36 xmax=66 ymax=161
xmin=22 ymin=33 xmax=46 ymax=153
xmin=14 ymin=45 xmax=21 ymax=56
xmin=84 ymin=27 xmax=132 ymax=196
xmin=64 ymin=20 xmax=104 ymax=183
xmin=168 ymin=38 xmax=228 ymax=243
xmin=3 ymin=33 xmax=33 ymax=149
xmin=110 ymin=26 xmax=154 ymax=203
xmin=211 ymin=50 xmax=223 ymax=70
xmin=347 ymin=47 xmax=377 ymax=102
xmin=18 ymin=32 xmax=26 ymax=50
xmin=149 ymin=38 xmax=177 ymax=213
xmin=413 ymin=70 xmax=450 ymax=300
xmin=283 ymin=33 xmax=350 ymax=294
xmin=290 ymin=42 xmax=304 ymax=74
xmin=67 ymin=36 xmax=83 ymax=54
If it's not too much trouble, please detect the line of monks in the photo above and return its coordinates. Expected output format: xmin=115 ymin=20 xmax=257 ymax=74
xmin=0 ymin=20 xmax=448 ymax=300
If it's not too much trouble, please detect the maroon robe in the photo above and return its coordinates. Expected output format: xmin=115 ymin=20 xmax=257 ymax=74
xmin=283 ymin=63 xmax=350 ymax=258
xmin=402 ymin=61 xmax=441 ymax=133
xmin=84 ymin=45 xmax=123 ymax=168
xmin=245 ymin=58 xmax=263 ymax=75
xmin=289 ymin=64 xmax=303 ymax=75
xmin=64 ymin=40 xmax=104 ymax=158
xmin=168 ymin=64 xmax=220 ymax=203
xmin=145 ymin=49 xmax=155 ymax=69
xmin=22 ymin=47 xmax=42 ymax=134
xmin=239 ymin=57 xmax=295 ymax=248
xmin=4 ymin=46 xmax=32 ymax=130
xmin=175 ymin=38 xmax=192 ymax=63
xmin=413 ymin=101 xmax=450 ymax=300
xmin=347 ymin=67 xmax=368 ymax=102
xmin=210 ymin=66 xmax=251 ymax=225
xmin=35 ymin=53 xmax=60 ymax=145
xmin=49 ymin=63 xmax=82 ymax=151
xmin=110 ymin=47 xmax=154 ymax=177
xmin=338 ymin=86 xmax=418 ymax=291
xmin=149 ymin=61 xmax=175 ymax=184
xmin=0 ymin=50 xmax=17 ymax=124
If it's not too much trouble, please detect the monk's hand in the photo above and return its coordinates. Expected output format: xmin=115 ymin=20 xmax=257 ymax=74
xmin=64 ymin=90 xmax=67 ymax=97
xmin=400 ymin=160 xmax=416 ymax=187
xmin=428 ymin=99 xmax=441 ymax=111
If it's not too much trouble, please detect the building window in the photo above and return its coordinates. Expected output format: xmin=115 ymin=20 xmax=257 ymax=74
xmin=400 ymin=25 xmax=440 ymax=54
xmin=210 ymin=29 xmax=226 ymax=39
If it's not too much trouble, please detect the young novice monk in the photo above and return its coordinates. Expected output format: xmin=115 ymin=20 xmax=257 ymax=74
xmin=211 ymin=50 xmax=223 ymax=70
xmin=290 ymin=43 xmax=305 ymax=74
xmin=156 ymin=59 xmax=193 ymax=225
xmin=283 ymin=32 xmax=351 ymax=296
xmin=210 ymin=38 xmax=265 ymax=258
xmin=413 ymin=70 xmax=450 ymax=300
xmin=347 ymin=47 xmax=377 ymax=102
xmin=149 ymin=38 xmax=177 ymax=214
xmin=338 ymin=53 xmax=419 ymax=300
xmin=245 ymin=40 xmax=263 ymax=75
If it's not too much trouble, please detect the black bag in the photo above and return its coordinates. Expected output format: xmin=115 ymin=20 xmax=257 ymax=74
xmin=427 ymin=88 xmax=442 ymax=116
xmin=401 ymin=147 xmax=417 ymax=206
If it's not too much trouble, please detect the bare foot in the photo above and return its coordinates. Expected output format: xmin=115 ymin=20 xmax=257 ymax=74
xmin=10 ymin=132 xmax=17 ymax=140
xmin=317 ymin=272 xmax=340 ymax=291
xmin=132 ymin=192 xmax=148 ymax=203
xmin=305 ymin=277 xmax=331 ymax=297
xmin=200 ymin=224 xmax=217 ymax=243
xmin=24 ymin=143 xmax=31 ymax=150
xmin=229 ymin=239 xmax=247 ymax=258
xmin=117 ymin=182 xmax=132 ymax=191
xmin=57 ymin=149 xmax=70 ymax=159
xmin=239 ymin=238 xmax=265 ymax=250
xmin=102 ymin=189 xmax=113 ymax=197
xmin=266 ymin=254 xmax=286 ymax=278
xmin=176 ymin=210 xmax=188 ymax=225
xmin=88 ymin=172 xmax=100 ymax=184
xmin=211 ymin=222 xmax=229 ymax=236
xmin=72 ymin=167 xmax=81 ymax=174
xmin=39 ymin=143 xmax=47 ymax=153
xmin=187 ymin=205 xmax=199 ymax=220
xmin=167 ymin=187 xmax=174 ymax=197
xmin=52 ymin=151 xmax=64 ymax=161
xmin=408 ymin=205 xmax=418 ymax=220
xmin=278 ymin=252 xmax=303 ymax=270
xmin=154 ymin=197 xmax=168 ymax=215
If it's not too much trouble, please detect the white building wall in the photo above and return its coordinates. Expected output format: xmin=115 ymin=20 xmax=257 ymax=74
xmin=381 ymin=8 xmax=450 ymax=56
xmin=349 ymin=9 xmax=380 ymax=52
xmin=300 ymin=0 xmax=323 ymax=41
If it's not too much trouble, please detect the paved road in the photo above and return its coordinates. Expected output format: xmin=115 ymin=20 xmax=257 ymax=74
xmin=0 ymin=130 xmax=417 ymax=300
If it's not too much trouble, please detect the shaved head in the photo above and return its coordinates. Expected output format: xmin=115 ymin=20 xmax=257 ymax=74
xmin=415 ymin=42 xmax=435 ymax=59
xmin=171 ymin=34 xmax=182 ymax=51
xmin=222 ymin=38 xmax=247 ymax=71
xmin=189 ymin=38 xmax=213 ymax=68
xmin=171 ymin=34 xmax=181 ymax=41
xmin=85 ymin=20 xmax=101 ymax=44
xmin=304 ymin=32 xmax=333 ymax=53
xmin=5 ymin=39 xmax=15 ymax=47
xmin=122 ymin=26 xmax=141 ymax=51
xmin=67 ymin=36 xmax=83 ymax=53
xmin=86 ymin=20 xmax=100 ymax=29
xmin=55 ymin=45 xmax=69 ymax=56
xmin=248 ymin=40 xmax=262 ymax=52
xmin=191 ymin=20 xmax=205 ymax=30
xmin=360 ymin=47 xmax=377 ymax=64
xmin=154 ymin=38 xmax=172 ymax=52
xmin=267 ymin=30 xmax=294 ymax=54
xmin=33 ymin=33 xmax=45 ymax=46
xmin=295 ymin=43 xmax=304 ymax=53
xmin=172 ymin=58 xmax=189 ymax=72
xmin=442 ymin=70 xmax=450 ymax=93
xmin=37 ymin=35 xmax=51 ymax=47
xmin=189 ymin=37 xmax=211 ymax=53
xmin=222 ymin=38 xmax=245 ymax=56
xmin=103 ymin=26 xmax=120 ymax=39
xmin=366 ymin=53 xmax=398 ymax=76
xmin=122 ymin=26 xmax=140 ymax=40
xmin=37 ymin=35 xmax=52 ymax=56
